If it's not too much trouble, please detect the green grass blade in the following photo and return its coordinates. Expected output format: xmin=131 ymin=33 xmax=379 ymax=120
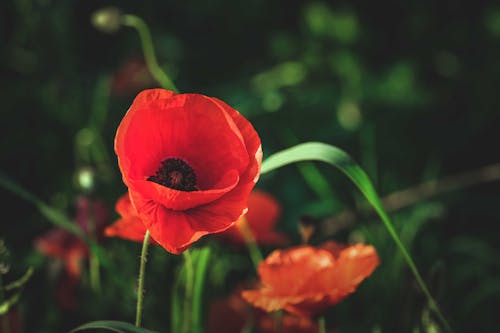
xmin=69 ymin=320 xmax=158 ymax=333
xmin=261 ymin=142 xmax=452 ymax=332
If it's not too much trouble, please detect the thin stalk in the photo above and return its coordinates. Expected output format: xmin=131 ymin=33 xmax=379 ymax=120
xmin=192 ymin=248 xmax=211 ymax=333
xmin=274 ymin=311 xmax=283 ymax=333
xmin=239 ymin=217 xmax=264 ymax=268
xmin=135 ymin=230 xmax=150 ymax=327
xmin=182 ymin=249 xmax=194 ymax=333
xmin=89 ymin=252 xmax=101 ymax=292
xmin=121 ymin=15 xmax=179 ymax=93
xmin=87 ymin=213 xmax=101 ymax=293
xmin=318 ymin=316 xmax=326 ymax=333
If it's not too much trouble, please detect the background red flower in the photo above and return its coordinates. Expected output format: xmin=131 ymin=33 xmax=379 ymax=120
xmin=111 ymin=57 xmax=156 ymax=96
xmin=218 ymin=189 xmax=288 ymax=246
xmin=115 ymin=89 xmax=262 ymax=254
xmin=208 ymin=291 xmax=335 ymax=333
xmin=104 ymin=192 xmax=156 ymax=244
xmin=242 ymin=241 xmax=379 ymax=318
xmin=34 ymin=196 xmax=109 ymax=309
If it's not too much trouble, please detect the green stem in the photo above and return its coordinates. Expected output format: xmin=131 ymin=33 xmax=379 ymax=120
xmin=239 ymin=217 xmax=264 ymax=268
xmin=318 ymin=316 xmax=326 ymax=333
xmin=121 ymin=14 xmax=179 ymax=93
xmin=192 ymin=248 xmax=211 ymax=333
xmin=89 ymin=252 xmax=101 ymax=292
xmin=274 ymin=311 xmax=283 ymax=333
xmin=182 ymin=249 xmax=194 ymax=333
xmin=135 ymin=230 xmax=150 ymax=327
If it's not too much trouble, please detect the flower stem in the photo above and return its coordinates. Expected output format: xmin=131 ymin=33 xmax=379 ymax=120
xmin=121 ymin=14 xmax=179 ymax=93
xmin=135 ymin=230 xmax=150 ymax=327
xmin=274 ymin=310 xmax=283 ymax=333
xmin=89 ymin=251 xmax=101 ymax=292
xmin=239 ymin=217 xmax=264 ymax=269
xmin=182 ymin=249 xmax=194 ymax=333
xmin=192 ymin=248 xmax=211 ymax=333
xmin=318 ymin=316 xmax=326 ymax=333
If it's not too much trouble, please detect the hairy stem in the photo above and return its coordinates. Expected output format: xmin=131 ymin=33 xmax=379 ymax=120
xmin=135 ymin=230 xmax=150 ymax=327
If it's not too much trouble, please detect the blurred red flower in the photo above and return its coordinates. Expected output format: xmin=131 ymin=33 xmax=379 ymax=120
xmin=242 ymin=241 xmax=379 ymax=318
xmin=218 ymin=190 xmax=288 ymax=246
xmin=111 ymin=57 xmax=155 ymax=96
xmin=34 ymin=196 xmax=108 ymax=309
xmin=207 ymin=291 xmax=334 ymax=333
xmin=115 ymin=89 xmax=262 ymax=254
xmin=104 ymin=192 xmax=155 ymax=244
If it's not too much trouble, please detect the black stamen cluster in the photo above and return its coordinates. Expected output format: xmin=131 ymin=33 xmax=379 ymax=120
xmin=147 ymin=158 xmax=198 ymax=191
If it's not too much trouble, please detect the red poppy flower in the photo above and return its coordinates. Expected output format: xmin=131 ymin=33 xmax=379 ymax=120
xmin=104 ymin=192 xmax=156 ymax=244
xmin=218 ymin=190 xmax=288 ymax=246
xmin=242 ymin=241 xmax=379 ymax=317
xmin=115 ymin=89 xmax=262 ymax=254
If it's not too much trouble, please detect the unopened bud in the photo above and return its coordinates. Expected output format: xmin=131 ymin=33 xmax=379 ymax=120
xmin=91 ymin=7 xmax=123 ymax=34
xmin=76 ymin=167 xmax=95 ymax=192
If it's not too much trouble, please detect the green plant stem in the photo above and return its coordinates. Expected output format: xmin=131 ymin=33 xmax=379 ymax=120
xmin=239 ymin=217 xmax=264 ymax=268
xmin=135 ymin=230 xmax=150 ymax=327
xmin=192 ymin=248 xmax=211 ymax=333
xmin=274 ymin=311 xmax=283 ymax=333
xmin=121 ymin=14 xmax=179 ymax=93
xmin=182 ymin=249 xmax=194 ymax=333
xmin=89 ymin=252 xmax=101 ymax=292
xmin=318 ymin=316 xmax=326 ymax=333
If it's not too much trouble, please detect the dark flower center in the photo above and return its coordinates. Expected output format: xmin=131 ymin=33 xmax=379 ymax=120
xmin=147 ymin=158 xmax=198 ymax=191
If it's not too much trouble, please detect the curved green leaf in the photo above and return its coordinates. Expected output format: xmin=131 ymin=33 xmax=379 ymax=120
xmin=261 ymin=142 xmax=452 ymax=332
xmin=69 ymin=320 xmax=158 ymax=333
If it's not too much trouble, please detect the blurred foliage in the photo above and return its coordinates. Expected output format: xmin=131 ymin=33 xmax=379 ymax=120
xmin=1 ymin=0 xmax=500 ymax=332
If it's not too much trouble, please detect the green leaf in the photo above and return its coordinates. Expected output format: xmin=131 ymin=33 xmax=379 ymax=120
xmin=69 ymin=320 xmax=158 ymax=333
xmin=260 ymin=142 xmax=452 ymax=332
